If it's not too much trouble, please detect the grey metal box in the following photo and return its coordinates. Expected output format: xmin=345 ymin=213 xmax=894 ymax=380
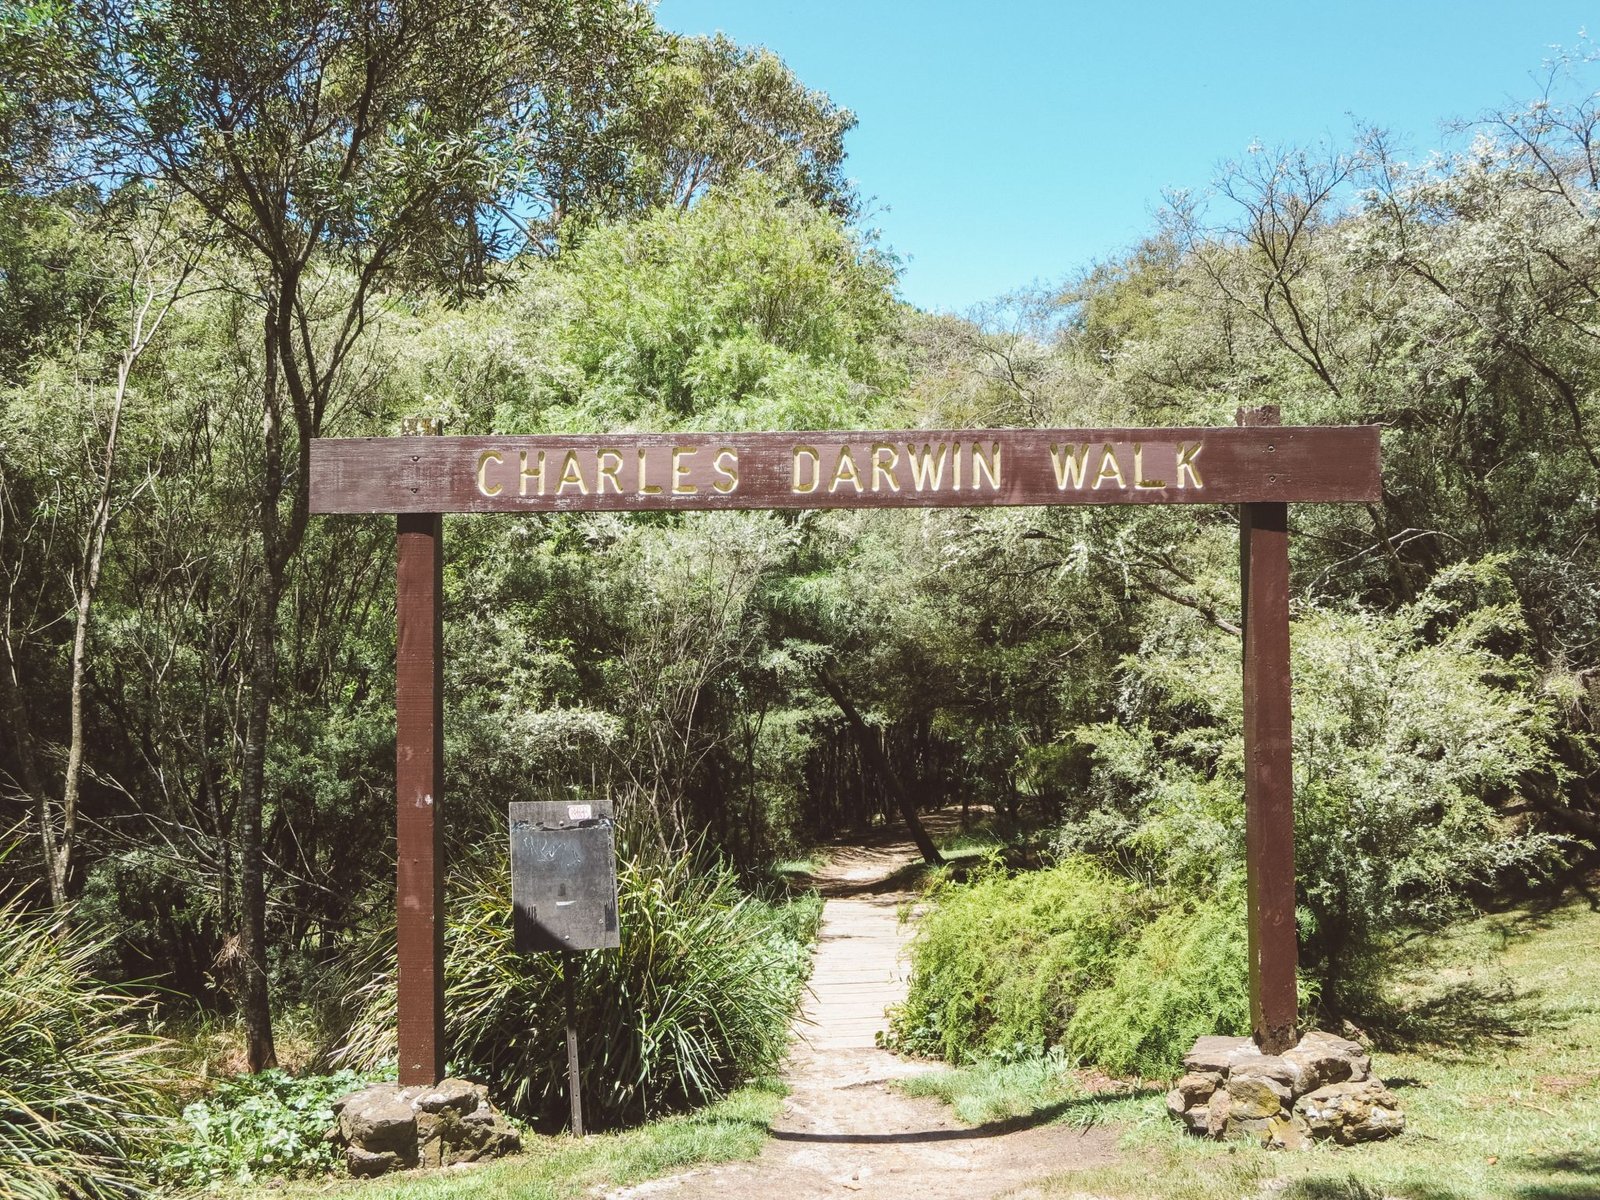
xmin=509 ymin=800 xmax=620 ymax=953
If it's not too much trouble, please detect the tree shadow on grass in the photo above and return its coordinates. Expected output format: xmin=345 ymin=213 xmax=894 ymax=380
xmin=1364 ymin=976 xmax=1546 ymax=1052
xmin=1509 ymin=1150 xmax=1600 ymax=1200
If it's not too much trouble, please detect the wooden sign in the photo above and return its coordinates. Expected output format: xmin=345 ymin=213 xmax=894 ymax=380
xmin=309 ymin=425 xmax=1380 ymax=513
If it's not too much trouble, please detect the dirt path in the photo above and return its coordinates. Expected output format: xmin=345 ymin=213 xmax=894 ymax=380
xmin=606 ymin=823 xmax=1118 ymax=1200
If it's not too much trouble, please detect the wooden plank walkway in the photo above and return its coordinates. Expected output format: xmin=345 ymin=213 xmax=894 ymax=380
xmin=798 ymin=893 xmax=915 ymax=1050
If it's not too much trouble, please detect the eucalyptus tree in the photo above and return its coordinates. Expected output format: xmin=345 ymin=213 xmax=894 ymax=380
xmin=79 ymin=0 xmax=656 ymax=1070
xmin=621 ymin=33 xmax=858 ymax=217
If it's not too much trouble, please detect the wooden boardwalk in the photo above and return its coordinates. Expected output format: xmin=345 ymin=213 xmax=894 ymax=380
xmin=797 ymin=892 xmax=915 ymax=1051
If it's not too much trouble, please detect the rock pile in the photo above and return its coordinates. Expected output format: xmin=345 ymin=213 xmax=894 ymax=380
xmin=1166 ymin=1031 xmax=1405 ymax=1149
xmin=331 ymin=1078 xmax=522 ymax=1176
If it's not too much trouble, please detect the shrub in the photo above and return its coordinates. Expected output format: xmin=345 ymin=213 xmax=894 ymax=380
xmin=886 ymin=857 xmax=1140 ymax=1063
xmin=0 ymin=899 xmax=174 ymax=1200
xmin=339 ymin=852 xmax=821 ymax=1128
xmin=158 ymin=1069 xmax=383 ymax=1186
xmin=1069 ymin=558 xmax=1568 ymax=1012
xmin=1064 ymin=889 xmax=1251 ymax=1078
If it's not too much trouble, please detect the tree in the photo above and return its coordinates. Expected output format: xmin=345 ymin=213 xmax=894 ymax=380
xmin=619 ymin=33 xmax=857 ymax=217
xmin=82 ymin=0 xmax=656 ymax=1070
xmin=0 ymin=198 xmax=204 ymax=915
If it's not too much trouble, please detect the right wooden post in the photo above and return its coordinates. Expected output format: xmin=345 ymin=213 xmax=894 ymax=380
xmin=1237 ymin=405 xmax=1298 ymax=1055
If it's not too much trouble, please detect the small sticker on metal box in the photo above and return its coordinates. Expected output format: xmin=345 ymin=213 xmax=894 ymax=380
xmin=567 ymin=804 xmax=593 ymax=821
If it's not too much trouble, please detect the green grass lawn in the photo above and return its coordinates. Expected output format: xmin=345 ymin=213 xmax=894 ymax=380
xmin=900 ymin=895 xmax=1600 ymax=1200
xmin=249 ymin=1080 xmax=782 ymax=1200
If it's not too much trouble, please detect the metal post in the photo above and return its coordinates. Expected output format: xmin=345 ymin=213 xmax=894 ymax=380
xmin=564 ymin=951 xmax=585 ymax=1136
xmin=396 ymin=500 xmax=445 ymax=1085
xmin=1237 ymin=405 xmax=1298 ymax=1055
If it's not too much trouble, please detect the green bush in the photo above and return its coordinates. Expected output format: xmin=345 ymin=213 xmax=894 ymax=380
xmin=1064 ymin=890 xmax=1251 ymax=1078
xmin=887 ymin=857 xmax=1140 ymax=1063
xmin=339 ymin=852 xmax=821 ymax=1128
xmin=159 ymin=1069 xmax=383 ymax=1186
xmin=1071 ymin=558 xmax=1568 ymax=1011
xmin=0 ymin=899 xmax=174 ymax=1200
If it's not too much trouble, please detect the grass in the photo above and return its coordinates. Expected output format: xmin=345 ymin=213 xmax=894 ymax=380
xmin=897 ymin=895 xmax=1600 ymax=1200
xmin=245 ymin=1078 xmax=784 ymax=1200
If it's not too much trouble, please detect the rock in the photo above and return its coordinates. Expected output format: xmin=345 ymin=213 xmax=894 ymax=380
xmin=1268 ymin=1114 xmax=1313 ymax=1152
xmin=1165 ymin=1088 xmax=1188 ymax=1120
xmin=1205 ymin=1088 xmax=1231 ymax=1139
xmin=1171 ymin=1072 xmax=1221 ymax=1107
xmin=1184 ymin=1035 xmax=1259 ymax=1075
xmin=338 ymin=1096 xmax=417 ymax=1153
xmin=1226 ymin=1076 xmax=1287 ymax=1121
xmin=1296 ymin=1031 xmax=1370 ymax=1082
xmin=331 ymin=1080 xmax=520 ymax=1176
xmin=1282 ymin=1030 xmax=1375 ymax=1096
xmin=1225 ymin=1115 xmax=1278 ymax=1143
xmin=414 ymin=1078 xmax=486 ymax=1116
xmin=1231 ymin=1055 xmax=1296 ymax=1094
xmin=346 ymin=1146 xmax=402 ymax=1178
xmin=1295 ymin=1079 xmax=1406 ymax=1145
xmin=1172 ymin=1029 xmax=1401 ymax=1148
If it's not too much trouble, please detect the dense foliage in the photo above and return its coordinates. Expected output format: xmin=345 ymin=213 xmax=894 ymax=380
xmin=339 ymin=854 xmax=821 ymax=1128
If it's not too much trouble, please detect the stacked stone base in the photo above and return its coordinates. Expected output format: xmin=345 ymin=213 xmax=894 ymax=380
xmin=1167 ymin=1031 xmax=1404 ymax=1149
xmin=332 ymin=1078 xmax=522 ymax=1176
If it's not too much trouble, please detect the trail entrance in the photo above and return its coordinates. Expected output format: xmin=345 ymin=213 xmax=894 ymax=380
xmin=603 ymin=818 xmax=1119 ymax=1200
xmin=308 ymin=409 xmax=1381 ymax=1084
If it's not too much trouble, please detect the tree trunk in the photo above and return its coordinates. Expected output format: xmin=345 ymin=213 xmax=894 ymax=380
xmin=815 ymin=668 xmax=943 ymax=865
xmin=237 ymin=566 xmax=280 ymax=1072
xmin=51 ymin=344 xmax=133 ymax=911
xmin=235 ymin=298 xmax=285 ymax=1074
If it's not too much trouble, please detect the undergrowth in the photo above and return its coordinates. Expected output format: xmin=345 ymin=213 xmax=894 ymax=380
xmin=159 ymin=1068 xmax=391 ymax=1186
xmin=339 ymin=851 xmax=820 ymax=1129
xmin=0 ymin=898 xmax=174 ymax=1200
xmin=887 ymin=856 xmax=1253 ymax=1075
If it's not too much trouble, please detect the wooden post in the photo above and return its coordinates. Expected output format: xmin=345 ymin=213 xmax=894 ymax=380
xmin=396 ymin=500 xmax=445 ymax=1085
xmin=1237 ymin=405 xmax=1298 ymax=1055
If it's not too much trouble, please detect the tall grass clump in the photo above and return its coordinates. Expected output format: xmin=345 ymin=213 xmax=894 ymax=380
xmin=339 ymin=851 xmax=821 ymax=1128
xmin=0 ymin=899 xmax=174 ymax=1200
xmin=887 ymin=857 xmax=1141 ymax=1062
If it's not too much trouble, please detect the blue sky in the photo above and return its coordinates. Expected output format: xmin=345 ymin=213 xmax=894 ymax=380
xmin=655 ymin=1 xmax=1595 ymax=313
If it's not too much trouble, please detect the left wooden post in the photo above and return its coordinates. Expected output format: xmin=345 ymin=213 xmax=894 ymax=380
xmin=396 ymin=499 xmax=445 ymax=1085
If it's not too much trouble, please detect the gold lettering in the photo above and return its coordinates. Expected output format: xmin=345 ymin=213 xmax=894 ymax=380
xmin=1049 ymin=442 xmax=1091 ymax=489
xmin=904 ymin=442 xmax=949 ymax=491
xmin=830 ymin=446 xmax=863 ymax=493
xmin=972 ymin=441 xmax=1001 ymax=490
xmin=672 ymin=447 xmax=698 ymax=495
xmin=871 ymin=443 xmax=901 ymax=492
xmin=1092 ymin=444 xmax=1126 ymax=489
xmin=1176 ymin=441 xmax=1204 ymax=489
xmin=954 ymin=441 xmax=963 ymax=491
xmin=1133 ymin=443 xmax=1166 ymax=489
xmin=638 ymin=448 xmax=662 ymax=495
xmin=712 ymin=448 xmax=739 ymax=494
xmin=476 ymin=449 xmax=503 ymax=497
xmin=519 ymin=449 xmax=545 ymax=496
xmin=556 ymin=450 xmax=587 ymax=495
xmin=792 ymin=445 xmax=820 ymax=493
xmin=596 ymin=448 xmax=623 ymax=494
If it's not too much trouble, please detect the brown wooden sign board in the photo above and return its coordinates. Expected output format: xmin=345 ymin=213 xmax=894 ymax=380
xmin=309 ymin=414 xmax=1380 ymax=1084
xmin=309 ymin=425 xmax=1380 ymax=514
